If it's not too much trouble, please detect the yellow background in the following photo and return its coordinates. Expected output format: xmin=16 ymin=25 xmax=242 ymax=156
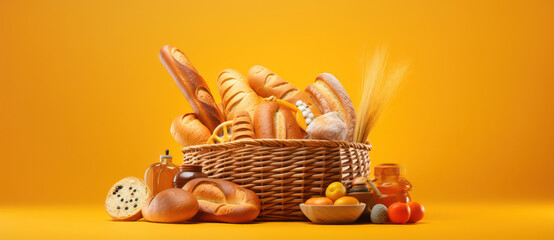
xmin=1 ymin=0 xmax=553 ymax=239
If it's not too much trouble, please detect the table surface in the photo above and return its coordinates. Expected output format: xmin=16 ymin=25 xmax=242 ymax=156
xmin=1 ymin=202 xmax=553 ymax=240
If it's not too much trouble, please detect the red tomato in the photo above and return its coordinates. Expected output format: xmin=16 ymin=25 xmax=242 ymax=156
xmin=407 ymin=202 xmax=425 ymax=223
xmin=388 ymin=202 xmax=411 ymax=224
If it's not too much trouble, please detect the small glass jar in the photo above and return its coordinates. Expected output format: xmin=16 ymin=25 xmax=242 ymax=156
xmin=371 ymin=164 xmax=412 ymax=207
xmin=144 ymin=150 xmax=180 ymax=196
xmin=173 ymin=164 xmax=208 ymax=188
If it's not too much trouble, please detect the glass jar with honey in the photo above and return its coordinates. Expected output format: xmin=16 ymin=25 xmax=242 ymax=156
xmin=173 ymin=164 xmax=208 ymax=188
xmin=144 ymin=150 xmax=179 ymax=196
xmin=371 ymin=163 xmax=412 ymax=207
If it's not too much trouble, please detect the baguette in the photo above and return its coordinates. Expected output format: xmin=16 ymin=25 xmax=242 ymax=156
xmin=183 ymin=178 xmax=261 ymax=223
xmin=247 ymin=65 xmax=322 ymax=117
xmin=253 ymin=101 xmax=304 ymax=139
xmin=160 ymin=45 xmax=225 ymax=132
xmin=170 ymin=113 xmax=211 ymax=146
xmin=305 ymin=73 xmax=356 ymax=141
xmin=217 ymin=69 xmax=262 ymax=120
xmin=231 ymin=111 xmax=255 ymax=141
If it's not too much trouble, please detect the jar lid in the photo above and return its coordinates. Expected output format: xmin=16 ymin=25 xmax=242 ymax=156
xmin=374 ymin=163 xmax=400 ymax=177
xmin=180 ymin=164 xmax=203 ymax=172
xmin=160 ymin=149 xmax=172 ymax=160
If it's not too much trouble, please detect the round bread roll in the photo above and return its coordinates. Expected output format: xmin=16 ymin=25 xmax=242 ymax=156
xmin=105 ymin=177 xmax=151 ymax=221
xmin=170 ymin=113 xmax=211 ymax=146
xmin=183 ymin=178 xmax=261 ymax=223
xmin=306 ymin=112 xmax=348 ymax=141
xmin=142 ymin=188 xmax=199 ymax=223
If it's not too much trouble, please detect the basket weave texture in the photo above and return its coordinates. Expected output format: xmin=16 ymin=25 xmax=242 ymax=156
xmin=182 ymin=139 xmax=371 ymax=221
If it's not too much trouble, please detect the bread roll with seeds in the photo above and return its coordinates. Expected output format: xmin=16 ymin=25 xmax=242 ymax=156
xmin=217 ymin=69 xmax=262 ymax=120
xmin=247 ymin=65 xmax=322 ymax=117
xmin=105 ymin=177 xmax=151 ymax=221
xmin=231 ymin=111 xmax=255 ymax=141
xmin=305 ymin=73 xmax=356 ymax=141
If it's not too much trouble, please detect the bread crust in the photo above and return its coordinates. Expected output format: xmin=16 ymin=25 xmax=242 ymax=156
xmin=217 ymin=69 xmax=262 ymax=120
xmin=253 ymin=101 xmax=304 ymax=139
xmin=247 ymin=65 xmax=322 ymax=117
xmin=305 ymin=73 xmax=356 ymax=141
xmin=142 ymin=188 xmax=199 ymax=223
xmin=231 ymin=111 xmax=255 ymax=141
xmin=183 ymin=178 xmax=261 ymax=223
xmin=160 ymin=45 xmax=225 ymax=132
xmin=170 ymin=113 xmax=211 ymax=146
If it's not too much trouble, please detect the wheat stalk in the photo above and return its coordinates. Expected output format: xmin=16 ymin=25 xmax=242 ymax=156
xmin=354 ymin=48 xmax=408 ymax=143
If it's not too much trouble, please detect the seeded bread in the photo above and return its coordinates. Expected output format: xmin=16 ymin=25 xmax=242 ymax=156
xmin=105 ymin=177 xmax=151 ymax=221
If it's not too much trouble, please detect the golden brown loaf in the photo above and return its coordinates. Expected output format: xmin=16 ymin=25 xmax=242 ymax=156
xmin=217 ymin=69 xmax=262 ymax=120
xmin=142 ymin=188 xmax=199 ymax=223
xmin=306 ymin=112 xmax=348 ymax=141
xmin=105 ymin=177 xmax=151 ymax=221
xmin=170 ymin=113 xmax=211 ymax=146
xmin=247 ymin=65 xmax=322 ymax=117
xmin=159 ymin=45 xmax=225 ymax=132
xmin=253 ymin=101 xmax=304 ymax=139
xmin=183 ymin=178 xmax=261 ymax=223
xmin=305 ymin=73 xmax=356 ymax=141
xmin=231 ymin=111 xmax=255 ymax=141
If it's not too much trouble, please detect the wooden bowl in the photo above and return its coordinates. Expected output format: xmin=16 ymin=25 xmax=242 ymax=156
xmin=299 ymin=203 xmax=366 ymax=224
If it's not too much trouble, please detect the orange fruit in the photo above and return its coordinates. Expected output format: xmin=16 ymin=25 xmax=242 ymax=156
xmin=407 ymin=202 xmax=425 ymax=223
xmin=305 ymin=197 xmax=333 ymax=205
xmin=325 ymin=182 xmax=346 ymax=202
xmin=333 ymin=196 xmax=360 ymax=205
xmin=388 ymin=202 xmax=411 ymax=224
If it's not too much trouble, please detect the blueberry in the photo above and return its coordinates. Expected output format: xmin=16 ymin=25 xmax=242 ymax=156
xmin=134 ymin=204 xmax=137 ymax=208
xmin=129 ymin=187 xmax=132 ymax=190
xmin=125 ymin=207 xmax=128 ymax=210
xmin=120 ymin=199 xmax=123 ymax=202
xmin=133 ymin=189 xmax=136 ymax=192
xmin=125 ymin=201 xmax=128 ymax=203
xmin=112 ymin=192 xmax=116 ymax=195
xmin=130 ymin=200 xmax=133 ymax=202
xmin=117 ymin=206 xmax=120 ymax=210
xmin=117 ymin=195 xmax=120 ymax=197
xmin=117 ymin=186 xmax=123 ymax=189
xmin=135 ymin=198 xmax=138 ymax=201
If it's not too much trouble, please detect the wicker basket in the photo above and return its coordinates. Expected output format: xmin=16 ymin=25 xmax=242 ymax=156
xmin=182 ymin=139 xmax=372 ymax=221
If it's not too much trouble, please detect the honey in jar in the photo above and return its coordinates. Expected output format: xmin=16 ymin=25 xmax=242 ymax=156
xmin=371 ymin=164 xmax=412 ymax=207
xmin=144 ymin=150 xmax=179 ymax=195
xmin=173 ymin=164 xmax=208 ymax=188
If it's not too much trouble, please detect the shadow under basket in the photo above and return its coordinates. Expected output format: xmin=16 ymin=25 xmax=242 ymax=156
xmin=182 ymin=139 xmax=371 ymax=221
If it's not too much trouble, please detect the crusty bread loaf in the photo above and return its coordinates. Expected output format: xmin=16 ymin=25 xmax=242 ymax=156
xmin=305 ymin=73 xmax=356 ymax=141
xmin=306 ymin=112 xmax=348 ymax=141
xmin=105 ymin=177 xmax=151 ymax=221
xmin=217 ymin=69 xmax=262 ymax=120
xmin=247 ymin=65 xmax=322 ymax=117
xmin=231 ymin=111 xmax=255 ymax=141
xmin=253 ymin=101 xmax=304 ymax=139
xmin=183 ymin=178 xmax=261 ymax=223
xmin=160 ymin=45 xmax=225 ymax=132
xmin=142 ymin=188 xmax=199 ymax=223
xmin=170 ymin=113 xmax=211 ymax=146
